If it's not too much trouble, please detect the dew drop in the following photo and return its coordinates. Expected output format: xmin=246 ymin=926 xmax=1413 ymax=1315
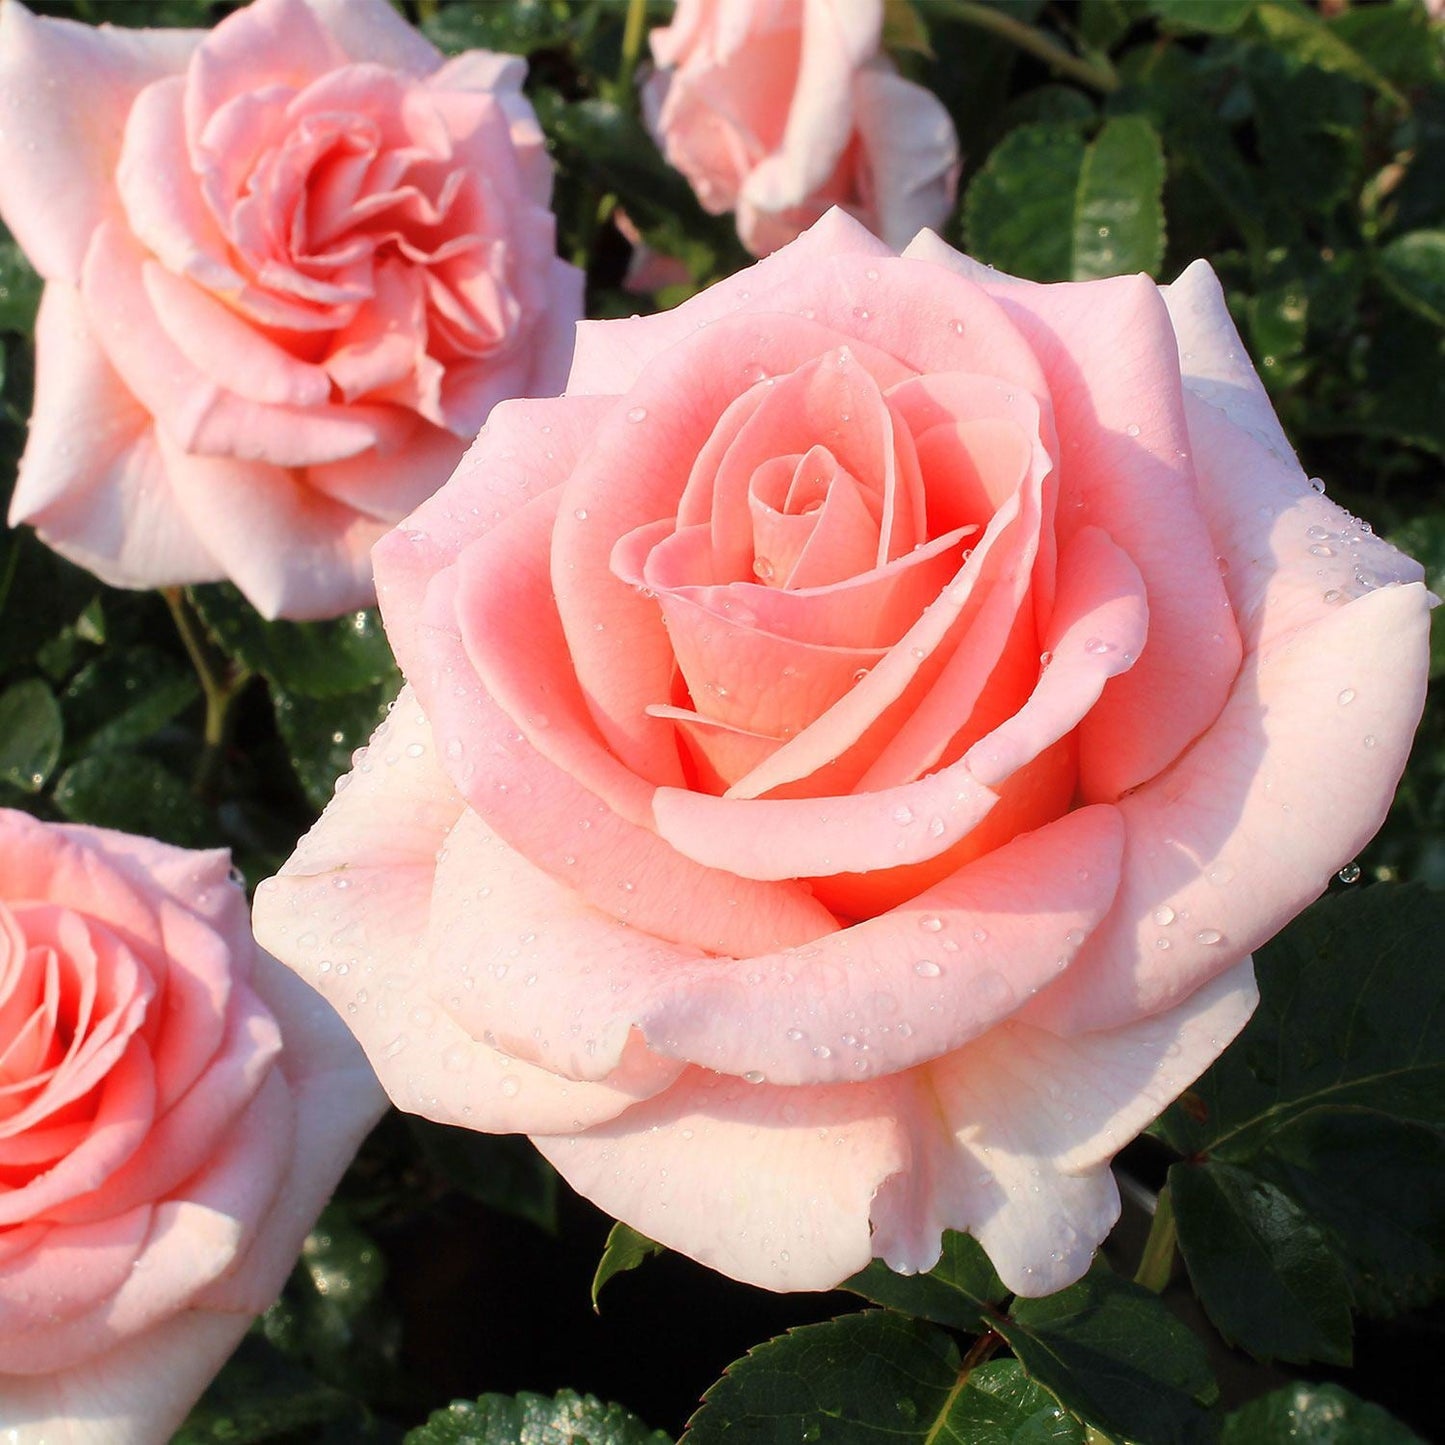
xmin=892 ymin=804 xmax=915 ymax=826
xmin=499 ymin=1075 xmax=521 ymax=1097
xmin=752 ymin=557 xmax=775 ymax=581
xmin=1309 ymin=476 xmax=1327 ymax=494
xmin=626 ymin=406 xmax=648 ymax=423
xmin=1309 ymin=543 xmax=1335 ymax=558
xmin=1153 ymin=905 xmax=1176 ymax=927
xmin=1084 ymin=637 xmax=1113 ymax=655
xmin=1337 ymin=862 xmax=1361 ymax=884
xmin=949 ymin=318 xmax=966 ymax=335
xmin=914 ymin=959 xmax=942 ymax=978
xmin=1126 ymin=423 xmax=1141 ymax=438
xmin=574 ymin=507 xmax=589 ymax=521
xmin=1338 ymin=688 xmax=1356 ymax=705
xmin=1196 ymin=928 xmax=1223 ymax=945
xmin=1363 ymin=734 xmax=1377 ymax=749
xmin=743 ymin=1070 xmax=766 ymax=1084
xmin=918 ymin=914 xmax=943 ymax=932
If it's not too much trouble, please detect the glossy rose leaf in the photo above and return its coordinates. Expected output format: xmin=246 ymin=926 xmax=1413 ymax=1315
xmin=997 ymin=1270 xmax=1219 ymax=1445
xmin=406 ymin=1390 xmax=671 ymax=1445
xmin=1155 ymin=885 xmax=1445 ymax=1161
xmin=1169 ymin=1160 xmax=1353 ymax=1366
xmin=191 ymin=584 xmax=398 ymax=699
xmin=173 ymin=1334 xmax=364 ymax=1445
xmin=843 ymin=1230 xmax=1006 ymax=1335
xmin=592 ymin=1223 xmax=666 ymax=1311
xmin=684 ymin=1314 xmax=1086 ymax=1445
xmin=963 ymin=116 xmax=1164 ymax=283
xmin=272 ymin=680 xmax=396 ymax=813
xmin=53 ymin=751 xmax=214 ymax=848
xmin=1221 ymin=1383 xmax=1425 ymax=1445
xmin=1252 ymin=1111 xmax=1445 ymax=1320
xmin=60 ymin=644 xmax=198 ymax=755
xmin=0 ymin=677 xmax=62 ymax=791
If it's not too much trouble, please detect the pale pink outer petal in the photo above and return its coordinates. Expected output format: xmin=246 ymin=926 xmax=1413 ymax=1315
xmin=0 ymin=1310 xmax=247 ymax=1445
xmin=1023 ymin=430 xmax=1433 ymax=1036
xmin=564 ymin=209 xmax=891 ymax=397
xmin=1160 ymin=259 xmax=1297 ymax=461
xmin=424 ymin=803 xmax=1121 ymax=1088
xmin=740 ymin=0 xmax=881 ymax=215
xmin=8 ymin=283 xmax=223 ymax=589
xmin=252 ymin=691 xmax=687 ymax=1133
xmin=533 ymin=1065 xmax=911 ymax=1293
xmin=158 ymin=435 xmax=387 ymax=620
xmin=870 ymin=959 xmax=1258 ymax=1296
xmin=303 ymin=0 xmax=443 ymax=75
xmin=850 ymin=64 xmax=959 ymax=251
xmin=0 ymin=0 xmax=199 ymax=283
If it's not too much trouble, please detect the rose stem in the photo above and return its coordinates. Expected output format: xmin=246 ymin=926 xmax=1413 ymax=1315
xmin=925 ymin=1 xmax=1120 ymax=95
xmin=1132 ymin=1183 xmax=1178 ymax=1293
xmin=162 ymin=586 xmax=252 ymax=803
xmin=617 ymin=0 xmax=649 ymax=109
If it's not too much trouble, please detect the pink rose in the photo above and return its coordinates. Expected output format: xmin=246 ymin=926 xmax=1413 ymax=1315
xmin=0 ymin=0 xmax=582 ymax=620
xmin=0 ymin=810 xmax=384 ymax=1442
xmin=643 ymin=0 xmax=959 ymax=256
xmin=253 ymin=212 xmax=1431 ymax=1297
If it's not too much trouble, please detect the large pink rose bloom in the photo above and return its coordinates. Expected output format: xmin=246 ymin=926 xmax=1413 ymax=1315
xmin=643 ymin=0 xmax=959 ymax=256
xmin=253 ymin=213 xmax=1431 ymax=1297
xmin=0 ymin=0 xmax=582 ymax=619
xmin=0 ymin=810 xmax=384 ymax=1443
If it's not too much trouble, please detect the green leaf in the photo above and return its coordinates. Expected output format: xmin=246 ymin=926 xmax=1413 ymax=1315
xmin=1072 ymin=115 xmax=1166 ymax=281
xmin=1222 ymin=1382 xmax=1425 ymax=1444
xmin=406 ymin=1390 xmax=671 ymax=1445
xmin=682 ymin=1311 xmax=961 ymax=1444
xmin=53 ymin=752 xmax=214 ymax=847
xmin=263 ymin=1206 xmax=402 ymax=1403
xmin=421 ymin=0 xmax=575 ymax=57
xmin=1253 ymin=3 xmax=1407 ymax=109
xmin=1378 ymin=231 xmax=1445 ymax=329
xmin=190 ymin=584 xmax=398 ymax=699
xmin=409 ymin=1119 xmax=558 ymax=1233
xmin=935 ymin=1360 xmax=1085 ymax=1444
xmin=964 ymin=116 xmax=1164 ymax=283
xmin=1156 ymin=885 xmax=1445 ymax=1160
xmin=1169 ymin=1160 xmax=1353 ymax=1364
xmin=1145 ymin=0 xmax=1255 ymax=35
xmin=0 ymin=678 xmax=62 ymax=792
xmin=1329 ymin=3 xmax=1442 ymax=90
xmin=0 ymin=234 xmax=42 ymax=333
xmin=61 ymin=646 xmax=199 ymax=754
xmin=1244 ymin=48 xmax=1364 ymax=217
xmin=997 ymin=1270 xmax=1219 ymax=1445
xmin=174 ymin=1334 xmax=365 ymax=1445
xmin=844 ymin=1230 xmax=1006 ymax=1334
xmin=592 ymin=1222 xmax=665 ymax=1309
xmin=1256 ymin=1111 xmax=1445 ymax=1317
xmin=272 ymin=680 xmax=395 ymax=812
xmin=684 ymin=1314 xmax=1089 ymax=1444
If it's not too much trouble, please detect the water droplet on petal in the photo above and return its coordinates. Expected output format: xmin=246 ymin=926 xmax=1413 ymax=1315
xmin=1337 ymin=862 xmax=1361 ymax=884
xmin=913 ymin=959 xmax=942 ymax=978
xmin=627 ymin=406 xmax=648 ymax=423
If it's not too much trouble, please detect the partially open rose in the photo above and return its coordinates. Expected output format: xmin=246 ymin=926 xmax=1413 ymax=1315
xmin=0 ymin=0 xmax=581 ymax=618
xmin=0 ymin=810 xmax=384 ymax=1443
xmin=643 ymin=0 xmax=959 ymax=256
xmin=254 ymin=213 xmax=1431 ymax=1295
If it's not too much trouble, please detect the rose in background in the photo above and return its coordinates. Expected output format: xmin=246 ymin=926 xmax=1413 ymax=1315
xmin=0 ymin=0 xmax=582 ymax=621
xmin=254 ymin=211 xmax=1430 ymax=1297
xmin=0 ymin=810 xmax=384 ymax=1443
xmin=643 ymin=0 xmax=959 ymax=256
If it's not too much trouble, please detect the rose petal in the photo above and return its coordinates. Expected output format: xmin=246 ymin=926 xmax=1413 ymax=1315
xmin=0 ymin=1 xmax=199 ymax=283
xmin=871 ymin=959 xmax=1257 ymax=1295
xmin=534 ymin=1065 xmax=909 ymax=1292
xmin=8 ymin=284 xmax=222 ymax=589
xmin=252 ymin=693 xmax=687 ymax=1132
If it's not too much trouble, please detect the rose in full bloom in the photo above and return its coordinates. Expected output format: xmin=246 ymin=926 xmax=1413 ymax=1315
xmin=0 ymin=0 xmax=582 ymax=620
xmin=0 ymin=811 xmax=384 ymax=1442
xmin=643 ymin=0 xmax=959 ymax=256
xmin=253 ymin=212 xmax=1431 ymax=1296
